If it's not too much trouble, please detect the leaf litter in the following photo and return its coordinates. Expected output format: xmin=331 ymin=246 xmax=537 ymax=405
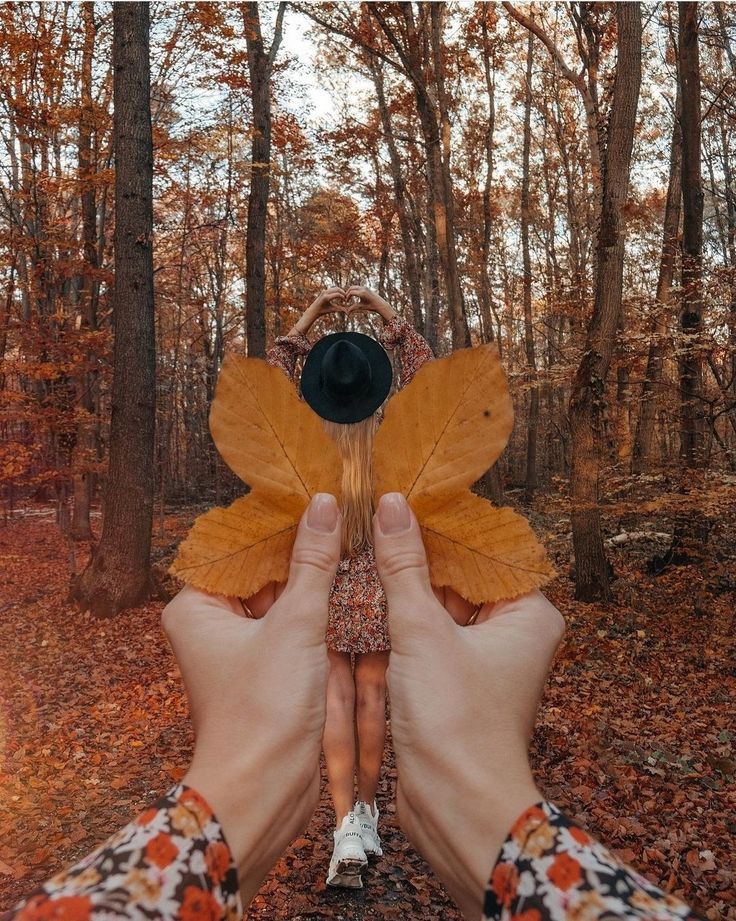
xmin=1 ymin=498 xmax=734 ymax=919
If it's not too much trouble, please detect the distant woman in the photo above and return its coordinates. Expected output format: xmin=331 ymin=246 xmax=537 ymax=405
xmin=240 ymin=284 xmax=446 ymax=888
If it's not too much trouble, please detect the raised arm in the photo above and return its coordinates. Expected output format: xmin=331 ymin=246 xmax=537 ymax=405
xmin=377 ymin=312 xmax=433 ymax=389
xmin=344 ymin=286 xmax=433 ymax=389
xmin=266 ymin=287 xmax=348 ymax=382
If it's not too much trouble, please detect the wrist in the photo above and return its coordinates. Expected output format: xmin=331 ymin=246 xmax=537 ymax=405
xmin=294 ymin=305 xmax=321 ymax=336
xmin=183 ymin=749 xmax=281 ymax=905
xmin=183 ymin=752 xmax=258 ymax=876
xmin=183 ymin=736 xmax=321 ymax=906
xmin=376 ymin=301 xmax=397 ymax=322
xmin=291 ymin=318 xmax=312 ymax=337
xmin=455 ymin=771 xmax=541 ymax=918
xmin=407 ymin=748 xmax=539 ymax=920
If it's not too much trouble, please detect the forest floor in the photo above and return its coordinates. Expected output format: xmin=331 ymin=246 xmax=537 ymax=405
xmin=1 ymin=477 xmax=735 ymax=920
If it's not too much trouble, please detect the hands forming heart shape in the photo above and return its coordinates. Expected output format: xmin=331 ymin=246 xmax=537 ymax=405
xmin=296 ymin=287 xmax=395 ymax=337
xmin=316 ymin=285 xmax=386 ymax=316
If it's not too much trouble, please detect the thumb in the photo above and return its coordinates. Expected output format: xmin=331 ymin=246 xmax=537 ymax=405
xmin=373 ymin=493 xmax=450 ymax=648
xmin=279 ymin=493 xmax=341 ymax=630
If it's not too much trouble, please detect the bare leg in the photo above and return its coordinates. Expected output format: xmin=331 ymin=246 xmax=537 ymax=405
xmin=322 ymin=650 xmax=356 ymax=828
xmin=354 ymin=651 xmax=389 ymax=805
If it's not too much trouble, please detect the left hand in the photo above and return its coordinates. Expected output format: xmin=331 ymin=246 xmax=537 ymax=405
xmin=344 ymin=285 xmax=397 ymax=321
xmin=161 ymin=494 xmax=342 ymax=904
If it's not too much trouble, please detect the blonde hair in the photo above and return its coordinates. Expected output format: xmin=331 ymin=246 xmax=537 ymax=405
xmin=322 ymin=414 xmax=377 ymax=556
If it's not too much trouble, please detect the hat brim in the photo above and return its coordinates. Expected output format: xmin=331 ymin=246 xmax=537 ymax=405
xmin=300 ymin=331 xmax=393 ymax=424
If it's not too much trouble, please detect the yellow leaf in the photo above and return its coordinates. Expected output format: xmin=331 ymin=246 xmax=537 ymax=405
xmin=374 ymin=343 xmax=553 ymax=603
xmin=420 ymin=492 xmax=555 ymax=604
xmin=169 ymin=357 xmax=340 ymax=597
xmin=169 ymin=492 xmax=298 ymax=598
xmin=210 ymin=354 xmax=339 ymax=498
xmin=374 ymin=343 xmax=513 ymax=512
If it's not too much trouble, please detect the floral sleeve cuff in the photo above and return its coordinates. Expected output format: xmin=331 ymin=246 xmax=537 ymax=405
xmin=377 ymin=313 xmax=412 ymax=349
xmin=4 ymin=784 xmax=242 ymax=921
xmin=273 ymin=332 xmax=312 ymax=355
xmin=483 ymin=801 xmax=704 ymax=921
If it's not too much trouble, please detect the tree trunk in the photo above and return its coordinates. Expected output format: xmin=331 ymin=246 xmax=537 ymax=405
xmin=614 ymin=359 xmax=632 ymax=464
xmin=368 ymin=2 xmax=470 ymax=351
xmin=477 ymin=10 xmax=504 ymax=501
xmin=243 ymin=2 xmax=284 ymax=358
xmin=478 ymin=10 xmax=497 ymax=345
xmin=503 ymin=1 xmax=602 ymax=223
xmin=521 ymin=27 xmax=539 ymax=500
xmin=666 ymin=1 xmax=708 ymax=564
xmin=429 ymin=2 xmax=471 ymax=350
xmin=71 ymin=0 xmax=98 ymax=541
xmin=568 ymin=4 xmax=641 ymax=602
xmin=412 ymin=35 xmax=455 ymax=351
xmin=70 ymin=2 xmax=156 ymax=616
xmin=678 ymin=2 xmax=704 ymax=467
xmin=715 ymin=2 xmax=736 ymax=423
xmin=419 ymin=160 xmax=442 ymax=355
xmin=632 ymin=81 xmax=681 ymax=472
xmin=369 ymin=55 xmax=424 ymax=334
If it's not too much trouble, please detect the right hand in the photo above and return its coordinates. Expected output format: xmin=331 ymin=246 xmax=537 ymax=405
xmin=372 ymin=492 xmax=565 ymax=920
xmin=294 ymin=287 xmax=348 ymax=334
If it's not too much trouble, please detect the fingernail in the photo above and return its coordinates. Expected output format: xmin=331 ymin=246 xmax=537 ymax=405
xmin=307 ymin=493 xmax=339 ymax=533
xmin=377 ymin=493 xmax=411 ymax=534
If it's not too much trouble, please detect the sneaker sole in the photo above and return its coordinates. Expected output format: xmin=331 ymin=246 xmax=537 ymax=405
xmin=335 ymin=856 xmax=367 ymax=874
xmin=327 ymin=872 xmax=363 ymax=889
xmin=327 ymin=858 xmax=365 ymax=888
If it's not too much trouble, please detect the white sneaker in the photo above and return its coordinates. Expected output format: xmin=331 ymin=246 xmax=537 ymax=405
xmin=354 ymin=800 xmax=383 ymax=857
xmin=326 ymin=812 xmax=367 ymax=888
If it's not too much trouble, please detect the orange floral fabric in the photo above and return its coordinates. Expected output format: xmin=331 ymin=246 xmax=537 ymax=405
xmin=1 ymin=785 xmax=241 ymax=921
xmin=265 ymin=314 xmax=434 ymax=654
xmin=0 ymin=789 xmax=708 ymax=920
xmin=484 ymin=801 xmax=705 ymax=920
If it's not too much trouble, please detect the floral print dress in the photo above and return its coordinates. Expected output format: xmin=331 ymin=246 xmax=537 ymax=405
xmin=3 ymin=790 xmax=704 ymax=921
xmin=263 ymin=314 xmax=434 ymax=655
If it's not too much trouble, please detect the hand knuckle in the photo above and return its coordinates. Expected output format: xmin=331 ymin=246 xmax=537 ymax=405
xmin=160 ymin=599 xmax=180 ymax=635
xmin=550 ymin=610 xmax=566 ymax=642
xmin=376 ymin=550 xmax=427 ymax=578
xmin=291 ymin=547 xmax=338 ymax=571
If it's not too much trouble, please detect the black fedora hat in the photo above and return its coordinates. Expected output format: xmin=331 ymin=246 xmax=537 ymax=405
xmin=300 ymin=331 xmax=393 ymax=424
